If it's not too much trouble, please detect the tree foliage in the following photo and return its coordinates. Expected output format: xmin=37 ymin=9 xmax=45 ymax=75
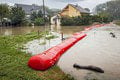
xmin=30 ymin=10 xmax=45 ymax=25
xmin=38 ymin=10 xmax=43 ymax=18
xmin=61 ymin=14 xmax=111 ymax=26
xmin=0 ymin=4 xmax=9 ymax=22
xmin=95 ymin=0 xmax=120 ymax=20
xmin=34 ymin=18 xmax=44 ymax=26
xmin=61 ymin=15 xmax=92 ymax=26
xmin=10 ymin=7 xmax=25 ymax=26
xmin=30 ymin=12 xmax=38 ymax=21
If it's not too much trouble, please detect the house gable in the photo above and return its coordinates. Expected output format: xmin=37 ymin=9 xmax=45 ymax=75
xmin=68 ymin=4 xmax=81 ymax=17
xmin=60 ymin=4 xmax=90 ymax=17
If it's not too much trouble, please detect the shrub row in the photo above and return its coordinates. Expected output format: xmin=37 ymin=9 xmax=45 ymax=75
xmin=61 ymin=15 xmax=112 ymax=26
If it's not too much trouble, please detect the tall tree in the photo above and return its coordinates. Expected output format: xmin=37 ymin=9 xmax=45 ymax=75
xmin=95 ymin=0 xmax=120 ymax=20
xmin=10 ymin=7 xmax=25 ymax=26
xmin=30 ymin=12 xmax=38 ymax=21
xmin=37 ymin=10 xmax=43 ymax=18
xmin=0 ymin=4 xmax=9 ymax=22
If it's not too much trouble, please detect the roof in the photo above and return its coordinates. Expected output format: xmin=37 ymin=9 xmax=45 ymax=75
xmin=69 ymin=4 xmax=90 ymax=14
xmin=14 ymin=4 xmax=48 ymax=15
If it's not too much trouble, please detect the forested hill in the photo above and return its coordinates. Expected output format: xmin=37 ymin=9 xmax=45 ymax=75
xmin=94 ymin=0 xmax=120 ymax=20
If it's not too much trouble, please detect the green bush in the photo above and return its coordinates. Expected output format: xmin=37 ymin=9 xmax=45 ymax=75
xmin=34 ymin=18 xmax=44 ymax=26
xmin=91 ymin=15 xmax=102 ymax=23
xmin=61 ymin=15 xmax=111 ymax=26
xmin=61 ymin=17 xmax=75 ymax=26
xmin=61 ymin=15 xmax=92 ymax=26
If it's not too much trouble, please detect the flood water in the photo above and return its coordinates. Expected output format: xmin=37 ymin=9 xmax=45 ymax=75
xmin=0 ymin=25 xmax=85 ymax=36
xmin=1 ymin=24 xmax=120 ymax=80
xmin=57 ymin=24 xmax=120 ymax=80
xmin=0 ymin=25 xmax=85 ymax=54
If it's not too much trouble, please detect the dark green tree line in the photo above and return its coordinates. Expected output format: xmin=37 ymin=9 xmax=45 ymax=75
xmin=61 ymin=14 xmax=111 ymax=26
xmin=0 ymin=4 xmax=25 ymax=26
xmin=95 ymin=0 xmax=120 ymax=20
xmin=10 ymin=7 xmax=25 ymax=26
xmin=0 ymin=4 xmax=10 ymax=23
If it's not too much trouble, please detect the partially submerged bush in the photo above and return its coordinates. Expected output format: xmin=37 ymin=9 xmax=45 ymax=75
xmin=34 ymin=18 xmax=45 ymax=26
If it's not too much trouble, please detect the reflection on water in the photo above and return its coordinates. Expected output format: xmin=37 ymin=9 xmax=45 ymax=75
xmin=3 ymin=25 xmax=120 ymax=80
xmin=57 ymin=24 xmax=120 ymax=80
xmin=0 ymin=25 xmax=85 ymax=55
xmin=23 ymin=36 xmax=62 ymax=55
xmin=0 ymin=25 xmax=85 ymax=36
xmin=0 ymin=26 xmax=45 ymax=35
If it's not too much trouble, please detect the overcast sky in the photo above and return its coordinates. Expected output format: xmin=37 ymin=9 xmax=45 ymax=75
xmin=0 ymin=0 xmax=111 ymax=11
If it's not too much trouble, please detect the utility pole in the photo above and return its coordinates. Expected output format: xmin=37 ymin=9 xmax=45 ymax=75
xmin=43 ymin=0 xmax=46 ymax=50
xmin=43 ymin=0 xmax=45 ymax=23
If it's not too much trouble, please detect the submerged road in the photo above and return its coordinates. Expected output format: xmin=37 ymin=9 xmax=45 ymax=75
xmin=57 ymin=24 xmax=120 ymax=80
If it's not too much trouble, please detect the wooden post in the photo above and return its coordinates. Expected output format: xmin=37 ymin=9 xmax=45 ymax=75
xmin=38 ymin=30 xmax=40 ymax=36
xmin=61 ymin=32 xmax=64 ymax=40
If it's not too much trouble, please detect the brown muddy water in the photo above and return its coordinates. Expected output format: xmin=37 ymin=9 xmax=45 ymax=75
xmin=0 ymin=25 xmax=85 ymax=54
xmin=0 ymin=25 xmax=85 ymax=36
xmin=1 ymin=24 xmax=120 ymax=80
xmin=57 ymin=24 xmax=120 ymax=80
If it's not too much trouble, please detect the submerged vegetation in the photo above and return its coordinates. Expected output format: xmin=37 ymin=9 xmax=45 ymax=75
xmin=0 ymin=32 xmax=74 ymax=80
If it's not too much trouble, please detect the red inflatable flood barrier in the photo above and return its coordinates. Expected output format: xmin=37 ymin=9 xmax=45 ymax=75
xmin=84 ymin=24 xmax=107 ymax=31
xmin=28 ymin=32 xmax=87 ymax=71
xmin=28 ymin=24 xmax=108 ymax=71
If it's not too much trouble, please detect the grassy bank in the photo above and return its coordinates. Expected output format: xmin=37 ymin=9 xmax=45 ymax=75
xmin=0 ymin=32 xmax=74 ymax=80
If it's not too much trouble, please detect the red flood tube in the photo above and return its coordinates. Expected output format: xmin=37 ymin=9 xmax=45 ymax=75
xmin=84 ymin=24 xmax=106 ymax=31
xmin=28 ymin=32 xmax=87 ymax=71
xmin=28 ymin=24 xmax=108 ymax=71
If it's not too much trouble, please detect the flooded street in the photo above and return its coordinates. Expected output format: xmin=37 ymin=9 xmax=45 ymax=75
xmin=0 ymin=25 xmax=85 ymax=36
xmin=0 ymin=25 xmax=85 ymax=54
xmin=1 ymin=24 xmax=120 ymax=80
xmin=1 ymin=0 xmax=120 ymax=80
xmin=57 ymin=24 xmax=120 ymax=80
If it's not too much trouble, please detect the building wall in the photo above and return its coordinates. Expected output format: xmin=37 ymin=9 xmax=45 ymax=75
xmin=60 ymin=8 xmax=69 ymax=16
xmin=68 ymin=5 xmax=81 ymax=17
xmin=51 ymin=15 xmax=61 ymax=25
xmin=60 ymin=5 xmax=81 ymax=17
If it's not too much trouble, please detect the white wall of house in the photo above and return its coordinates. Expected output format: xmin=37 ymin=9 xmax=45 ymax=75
xmin=51 ymin=15 xmax=61 ymax=25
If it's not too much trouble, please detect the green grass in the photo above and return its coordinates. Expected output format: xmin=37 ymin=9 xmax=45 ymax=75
xmin=46 ymin=35 xmax=58 ymax=40
xmin=39 ymin=41 xmax=46 ymax=45
xmin=0 ymin=32 xmax=75 ymax=80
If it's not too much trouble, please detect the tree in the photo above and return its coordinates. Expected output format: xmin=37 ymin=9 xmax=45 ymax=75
xmin=34 ymin=18 xmax=44 ymax=26
xmin=0 ymin=4 xmax=9 ymax=23
xmin=30 ymin=10 xmax=47 ymax=25
xmin=95 ymin=0 xmax=120 ymax=20
xmin=30 ymin=12 xmax=38 ymax=21
xmin=38 ymin=10 xmax=43 ymax=18
xmin=10 ymin=7 xmax=25 ymax=26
